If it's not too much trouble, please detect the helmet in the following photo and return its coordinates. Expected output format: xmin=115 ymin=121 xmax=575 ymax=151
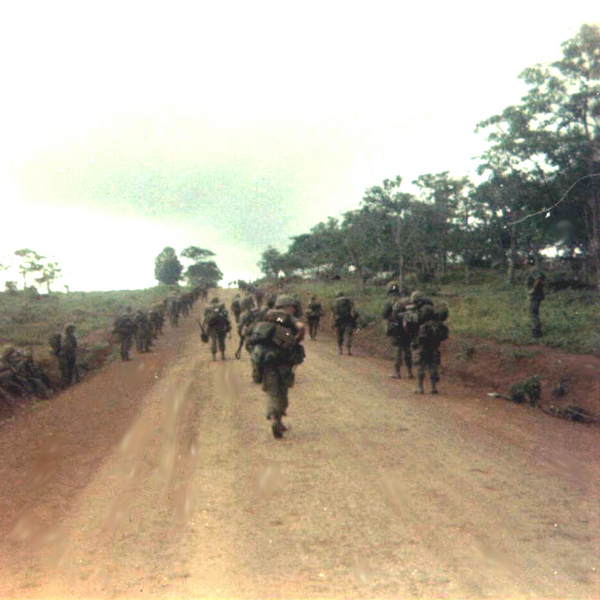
xmin=386 ymin=282 xmax=400 ymax=296
xmin=335 ymin=291 xmax=345 ymax=298
xmin=65 ymin=324 xmax=76 ymax=332
xmin=275 ymin=294 xmax=296 ymax=308
xmin=266 ymin=297 xmax=276 ymax=308
xmin=410 ymin=291 xmax=424 ymax=303
xmin=211 ymin=298 xmax=219 ymax=304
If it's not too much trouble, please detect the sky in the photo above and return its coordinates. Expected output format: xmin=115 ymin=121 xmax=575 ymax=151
xmin=1 ymin=1 xmax=598 ymax=291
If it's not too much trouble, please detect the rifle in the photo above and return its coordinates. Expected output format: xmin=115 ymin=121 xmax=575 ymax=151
xmin=196 ymin=319 xmax=209 ymax=343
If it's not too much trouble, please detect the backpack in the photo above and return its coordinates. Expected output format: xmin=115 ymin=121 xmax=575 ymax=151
xmin=49 ymin=333 xmax=62 ymax=357
xmin=418 ymin=321 xmax=449 ymax=343
xmin=334 ymin=297 xmax=353 ymax=318
xmin=206 ymin=306 xmax=227 ymax=327
xmin=385 ymin=320 xmax=403 ymax=337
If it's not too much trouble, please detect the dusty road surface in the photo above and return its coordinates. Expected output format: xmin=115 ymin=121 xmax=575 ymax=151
xmin=1 ymin=292 xmax=599 ymax=599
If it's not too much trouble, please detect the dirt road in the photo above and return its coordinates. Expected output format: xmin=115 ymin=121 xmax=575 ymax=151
xmin=1 ymin=294 xmax=599 ymax=599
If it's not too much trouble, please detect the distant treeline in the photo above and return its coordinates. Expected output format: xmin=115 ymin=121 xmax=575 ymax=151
xmin=259 ymin=25 xmax=600 ymax=288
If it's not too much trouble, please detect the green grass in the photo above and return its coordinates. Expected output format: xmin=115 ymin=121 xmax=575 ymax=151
xmin=0 ymin=286 xmax=174 ymax=353
xmin=282 ymin=274 xmax=600 ymax=356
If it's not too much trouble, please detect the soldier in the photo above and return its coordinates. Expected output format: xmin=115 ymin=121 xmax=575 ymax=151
xmin=405 ymin=291 xmax=448 ymax=395
xmin=149 ymin=305 xmax=164 ymax=338
xmin=383 ymin=282 xmax=413 ymax=379
xmin=249 ymin=294 xmax=306 ymax=439
xmin=134 ymin=310 xmax=152 ymax=353
xmin=526 ymin=266 xmax=546 ymax=338
xmin=113 ymin=307 xmax=137 ymax=361
xmin=59 ymin=324 xmax=79 ymax=388
xmin=231 ymin=294 xmax=242 ymax=323
xmin=306 ymin=295 xmax=324 ymax=340
xmin=236 ymin=299 xmax=261 ymax=369
xmin=331 ymin=291 xmax=359 ymax=355
xmin=203 ymin=298 xmax=231 ymax=361
xmin=168 ymin=297 xmax=180 ymax=327
xmin=255 ymin=288 xmax=265 ymax=308
xmin=19 ymin=348 xmax=54 ymax=397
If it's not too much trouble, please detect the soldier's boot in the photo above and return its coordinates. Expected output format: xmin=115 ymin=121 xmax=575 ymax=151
xmin=212 ymin=353 xmax=217 ymax=361
xmin=430 ymin=378 xmax=438 ymax=395
xmin=347 ymin=346 xmax=352 ymax=356
xmin=414 ymin=375 xmax=425 ymax=394
xmin=338 ymin=345 xmax=343 ymax=355
xmin=407 ymin=367 xmax=414 ymax=379
xmin=271 ymin=416 xmax=285 ymax=439
xmin=221 ymin=351 xmax=226 ymax=360
xmin=390 ymin=368 xmax=401 ymax=379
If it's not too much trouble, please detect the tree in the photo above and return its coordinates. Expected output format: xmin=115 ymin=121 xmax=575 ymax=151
xmin=186 ymin=261 xmax=223 ymax=288
xmin=259 ymin=247 xmax=285 ymax=278
xmin=35 ymin=260 xmax=62 ymax=293
xmin=180 ymin=246 xmax=222 ymax=288
xmin=14 ymin=248 xmax=44 ymax=289
xmin=476 ymin=24 xmax=600 ymax=284
xmin=181 ymin=246 xmax=216 ymax=262
xmin=154 ymin=247 xmax=183 ymax=286
xmin=361 ymin=177 xmax=419 ymax=286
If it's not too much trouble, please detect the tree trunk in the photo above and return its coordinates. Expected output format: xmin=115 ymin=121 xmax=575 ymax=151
xmin=506 ymin=223 xmax=517 ymax=284
xmin=398 ymin=256 xmax=404 ymax=289
xmin=590 ymin=141 xmax=600 ymax=289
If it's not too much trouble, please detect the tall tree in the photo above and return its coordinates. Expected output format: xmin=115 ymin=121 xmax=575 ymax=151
xmin=186 ymin=261 xmax=223 ymax=288
xmin=154 ymin=247 xmax=183 ymax=286
xmin=14 ymin=248 xmax=44 ymax=289
xmin=259 ymin=247 xmax=285 ymax=278
xmin=476 ymin=23 xmax=600 ymax=284
xmin=361 ymin=176 xmax=417 ymax=286
xmin=34 ymin=260 xmax=62 ymax=293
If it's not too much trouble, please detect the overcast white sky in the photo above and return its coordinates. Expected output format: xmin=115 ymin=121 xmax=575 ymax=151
xmin=1 ymin=1 xmax=598 ymax=291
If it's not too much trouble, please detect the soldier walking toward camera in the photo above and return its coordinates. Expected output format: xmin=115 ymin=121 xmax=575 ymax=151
xmin=526 ymin=267 xmax=546 ymax=338
xmin=404 ymin=291 xmax=448 ymax=395
xmin=306 ymin=295 xmax=324 ymax=340
xmin=113 ymin=307 xmax=137 ymax=361
xmin=331 ymin=291 xmax=358 ymax=355
xmin=383 ymin=282 xmax=413 ymax=379
xmin=203 ymin=298 xmax=231 ymax=361
xmin=59 ymin=324 xmax=79 ymax=388
xmin=248 ymin=294 xmax=306 ymax=439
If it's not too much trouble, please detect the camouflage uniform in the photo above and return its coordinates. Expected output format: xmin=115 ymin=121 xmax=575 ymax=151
xmin=255 ymin=288 xmax=265 ymax=308
xmin=231 ymin=295 xmax=242 ymax=323
xmin=306 ymin=296 xmax=324 ymax=340
xmin=168 ymin=297 xmax=180 ymax=327
xmin=134 ymin=311 xmax=152 ymax=353
xmin=113 ymin=309 xmax=137 ymax=360
xmin=203 ymin=298 xmax=231 ymax=360
xmin=383 ymin=282 xmax=413 ymax=378
xmin=59 ymin=325 xmax=79 ymax=388
xmin=406 ymin=292 xmax=447 ymax=395
xmin=527 ymin=269 xmax=546 ymax=338
xmin=254 ymin=295 xmax=305 ymax=439
xmin=331 ymin=292 xmax=358 ymax=355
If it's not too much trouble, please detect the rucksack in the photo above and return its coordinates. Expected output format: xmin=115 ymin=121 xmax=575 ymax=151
xmin=49 ymin=333 xmax=62 ymax=357
xmin=206 ymin=306 xmax=227 ymax=327
xmin=334 ymin=297 xmax=353 ymax=318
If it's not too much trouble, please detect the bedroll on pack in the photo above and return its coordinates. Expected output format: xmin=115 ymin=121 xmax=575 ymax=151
xmin=250 ymin=344 xmax=280 ymax=366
